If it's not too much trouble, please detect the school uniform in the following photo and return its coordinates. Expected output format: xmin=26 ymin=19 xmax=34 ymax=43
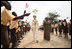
xmin=9 ymin=20 xmax=19 ymax=48
xmin=1 ymin=8 xmax=14 ymax=48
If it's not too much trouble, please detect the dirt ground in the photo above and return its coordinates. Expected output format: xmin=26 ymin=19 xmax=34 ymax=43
xmin=16 ymin=30 xmax=71 ymax=48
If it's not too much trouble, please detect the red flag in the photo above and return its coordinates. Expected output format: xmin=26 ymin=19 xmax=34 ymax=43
xmin=33 ymin=9 xmax=38 ymax=14
xmin=34 ymin=9 xmax=38 ymax=12
xmin=25 ymin=3 xmax=29 ymax=9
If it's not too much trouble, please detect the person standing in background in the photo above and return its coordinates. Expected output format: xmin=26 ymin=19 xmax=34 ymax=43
xmin=54 ymin=22 xmax=58 ymax=36
xmin=43 ymin=17 xmax=51 ymax=41
xmin=51 ymin=24 xmax=54 ymax=34
xmin=63 ymin=19 xmax=68 ymax=39
xmin=69 ymin=19 xmax=71 ymax=35
xmin=58 ymin=20 xmax=63 ymax=37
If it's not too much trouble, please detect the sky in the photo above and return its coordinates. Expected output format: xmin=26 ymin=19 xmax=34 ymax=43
xmin=1 ymin=1 xmax=71 ymax=26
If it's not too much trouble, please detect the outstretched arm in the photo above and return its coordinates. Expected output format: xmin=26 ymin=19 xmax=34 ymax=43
xmin=13 ymin=13 xmax=30 ymax=21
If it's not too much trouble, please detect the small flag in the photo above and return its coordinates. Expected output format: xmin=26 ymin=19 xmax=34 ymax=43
xmin=33 ymin=9 xmax=38 ymax=14
xmin=25 ymin=3 xmax=29 ymax=9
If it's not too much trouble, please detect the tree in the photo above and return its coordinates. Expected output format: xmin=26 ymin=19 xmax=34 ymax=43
xmin=48 ymin=12 xmax=60 ymax=24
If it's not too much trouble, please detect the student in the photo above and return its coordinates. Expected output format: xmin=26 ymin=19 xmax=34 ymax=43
xmin=9 ymin=12 xmax=19 ymax=48
xmin=1 ymin=1 xmax=30 ymax=48
xmin=1 ymin=1 xmax=14 ymax=48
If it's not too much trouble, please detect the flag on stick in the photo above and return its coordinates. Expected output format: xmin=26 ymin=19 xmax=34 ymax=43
xmin=25 ymin=3 xmax=29 ymax=9
xmin=33 ymin=9 xmax=38 ymax=14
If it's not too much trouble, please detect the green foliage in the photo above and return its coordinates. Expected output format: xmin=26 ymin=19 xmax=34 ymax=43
xmin=48 ymin=12 xmax=60 ymax=24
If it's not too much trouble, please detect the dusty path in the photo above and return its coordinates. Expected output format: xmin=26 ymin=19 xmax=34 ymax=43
xmin=17 ymin=30 xmax=71 ymax=48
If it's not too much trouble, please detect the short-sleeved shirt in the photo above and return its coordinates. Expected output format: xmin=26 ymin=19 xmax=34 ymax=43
xmin=1 ymin=8 xmax=15 ymax=26
xmin=9 ymin=20 xmax=19 ymax=29
xmin=55 ymin=23 xmax=58 ymax=28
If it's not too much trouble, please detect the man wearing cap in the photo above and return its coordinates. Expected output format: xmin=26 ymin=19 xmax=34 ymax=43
xmin=32 ymin=15 xmax=39 ymax=43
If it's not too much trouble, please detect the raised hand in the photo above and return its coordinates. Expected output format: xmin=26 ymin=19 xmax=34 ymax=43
xmin=24 ymin=13 xmax=30 ymax=16
xmin=24 ymin=10 xmax=26 ymax=14
xmin=13 ymin=13 xmax=30 ymax=21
